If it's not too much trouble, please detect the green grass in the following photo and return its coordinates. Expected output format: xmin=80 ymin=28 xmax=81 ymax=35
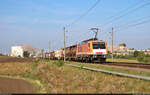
xmin=107 ymin=57 xmax=150 ymax=64
xmin=66 ymin=61 xmax=150 ymax=78
xmin=106 ymin=58 xmax=139 ymax=63
xmin=1 ymin=58 xmax=150 ymax=93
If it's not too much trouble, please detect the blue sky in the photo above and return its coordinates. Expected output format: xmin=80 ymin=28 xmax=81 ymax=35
xmin=0 ymin=0 xmax=150 ymax=54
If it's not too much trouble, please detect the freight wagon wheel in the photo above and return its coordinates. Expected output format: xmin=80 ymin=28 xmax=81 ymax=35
xmin=88 ymin=58 xmax=91 ymax=63
xmin=81 ymin=58 xmax=84 ymax=63
xmin=102 ymin=58 xmax=106 ymax=63
xmin=98 ymin=58 xmax=106 ymax=63
xmin=85 ymin=58 xmax=88 ymax=63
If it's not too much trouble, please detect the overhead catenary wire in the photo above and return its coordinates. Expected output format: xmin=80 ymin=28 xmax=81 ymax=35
xmin=103 ymin=14 xmax=150 ymax=33
xmin=71 ymin=30 xmax=91 ymax=44
xmin=100 ymin=1 xmax=150 ymax=37
xmin=101 ymin=18 xmax=150 ymax=44
xmin=66 ymin=0 xmax=101 ymax=27
xmin=100 ymin=0 xmax=150 ymax=28
xmin=115 ymin=15 xmax=150 ymax=28
xmin=63 ymin=0 xmax=101 ymax=48
xmin=65 ymin=0 xmax=101 ymax=46
xmin=93 ymin=0 xmax=149 ymax=40
xmin=116 ymin=18 xmax=150 ymax=31
xmin=101 ymin=0 xmax=144 ymax=26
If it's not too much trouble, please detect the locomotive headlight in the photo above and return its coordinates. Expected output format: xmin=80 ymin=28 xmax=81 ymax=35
xmin=104 ymin=55 xmax=106 ymax=58
xmin=93 ymin=55 xmax=97 ymax=58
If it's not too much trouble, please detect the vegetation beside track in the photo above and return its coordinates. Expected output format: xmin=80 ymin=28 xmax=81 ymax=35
xmin=106 ymin=58 xmax=139 ymax=63
xmin=107 ymin=51 xmax=150 ymax=63
xmin=0 ymin=62 xmax=47 ymax=93
xmin=66 ymin=61 xmax=150 ymax=77
xmin=1 ymin=57 xmax=150 ymax=93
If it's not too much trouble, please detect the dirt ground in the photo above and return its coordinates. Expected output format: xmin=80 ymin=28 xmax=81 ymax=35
xmin=0 ymin=56 xmax=34 ymax=63
xmin=0 ymin=77 xmax=36 ymax=93
xmin=0 ymin=56 xmax=36 ymax=93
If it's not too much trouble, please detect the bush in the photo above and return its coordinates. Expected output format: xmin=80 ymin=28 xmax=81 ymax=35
xmin=143 ymin=59 xmax=149 ymax=63
xmin=18 ymin=55 xmax=21 ymax=58
xmin=34 ymin=58 xmax=40 ymax=63
xmin=134 ymin=51 xmax=140 ymax=57
xmin=23 ymin=51 xmax=30 ymax=57
xmin=0 ymin=53 xmax=3 ymax=56
xmin=145 ymin=54 xmax=150 ymax=57
xmin=53 ymin=60 xmax=64 ymax=67
xmin=137 ymin=56 xmax=144 ymax=62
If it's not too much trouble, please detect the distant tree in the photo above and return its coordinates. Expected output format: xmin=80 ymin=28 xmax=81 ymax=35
xmin=137 ymin=56 xmax=144 ymax=62
xmin=133 ymin=51 xmax=140 ymax=57
xmin=119 ymin=43 xmax=126 ymax=47
xmin=129 ymin=48 xmax=135 ymax=50
xmin=18 ymin=55 xmax=21 ymax=58
xmin=23 ymin=51 xmax=30 ymax=57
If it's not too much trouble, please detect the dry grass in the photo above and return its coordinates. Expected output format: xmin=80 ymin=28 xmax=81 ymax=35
xmin=36 ymin=60 xmax=150 ymax=93
xmin=107 ymin=58 xmax=139 ymax=63
xmin=68 ymin=61 xmax=150 ymax=77
xmin=0 ymin=58 xmax=150 ymax=93
xmin=0 ymin=62 xmax=45 ymax=93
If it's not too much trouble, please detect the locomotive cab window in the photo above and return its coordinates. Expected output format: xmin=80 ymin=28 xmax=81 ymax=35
xmin=93 ymin=42 xmax=105 ymax=49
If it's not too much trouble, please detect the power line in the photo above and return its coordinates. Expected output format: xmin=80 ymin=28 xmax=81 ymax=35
xmin=71 ymin=30 xmax=90 ymax=43
xmin=116 ymin=15 xmax=150 ymax=29
xmin=101 ymin=0 xmax=144 ymax=25
xmin=103 ymin=15 xmax=150 ymax=32
xmin=101 ymin=0 xmax=150 ymax=28
xmin=116 ymin=18 xmax=150 ymax=31
xmin=100 ymin=1 xmax=150 ymax=38
xmin=101 ymin=17 xmax=150 ymax=40
xmin=67 ymin=0 xmax=101 ymax=27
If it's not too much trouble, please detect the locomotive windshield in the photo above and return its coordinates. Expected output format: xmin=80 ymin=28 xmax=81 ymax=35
xmin=93 ymin=42 xmax=105 ymax=49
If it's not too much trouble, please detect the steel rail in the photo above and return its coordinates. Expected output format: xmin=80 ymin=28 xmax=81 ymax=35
xmin=66 ymin=64 xmax=150 ymax=81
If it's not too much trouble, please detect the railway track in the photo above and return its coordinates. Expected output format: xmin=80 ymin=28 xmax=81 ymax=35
xmin=71 ymin=61 xmax=150 ymax=70
xmin=101 ymin=62 xmax=150 ymax=69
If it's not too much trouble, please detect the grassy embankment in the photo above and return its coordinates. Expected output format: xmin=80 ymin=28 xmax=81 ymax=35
xmin=106 ymin=58 xmax=139 ymax=63
xmin=107 ymin=53 xmax=150 ymax=63
xmin=0 ymin=57 xmax=150 ymax=93
xmin=66 ymin=61 xmax=150 ymax=77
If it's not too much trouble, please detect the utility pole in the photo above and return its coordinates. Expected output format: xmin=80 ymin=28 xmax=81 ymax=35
xmin=41 ymin=49 xmax=44 ymax=58
xmin=112 ymin=27 xmax=114 ymax=63
xmin=48 ymin=41 xmax=50 ymax=60
xmin=64 ymin=27 xmax=66 ymax=62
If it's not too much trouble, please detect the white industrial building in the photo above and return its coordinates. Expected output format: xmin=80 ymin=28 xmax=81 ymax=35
xmin=11 ymin=46 xmax=24 ymax=57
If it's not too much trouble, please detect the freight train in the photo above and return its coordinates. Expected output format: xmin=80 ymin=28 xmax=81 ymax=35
xmin=44 ymin=38 xmax=108 ymax=63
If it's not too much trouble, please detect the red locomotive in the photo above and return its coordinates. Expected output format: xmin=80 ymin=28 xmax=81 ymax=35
xmin=44 ymin=38 xmax=108 ymax=62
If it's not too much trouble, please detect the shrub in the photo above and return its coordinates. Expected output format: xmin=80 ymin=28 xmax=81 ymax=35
xmin=0 ymin=53 xmax=3 ymax=56
xmin=143 ymin=59 xmax=149 ymax=63
xmin=23 ymin=51 xmax=30 ymax=57
xmin=134 ymin=51 xmax=139 ymax=57
xmin=53 ymin=60 xmax=64 ymax=67
xmin=145 ymin=54 xmax=150 ymax=57
xmin=80 ymin=64 xmax=84 ymax=69
xmin=137 ymin=56 xmax=144 ymax=62
xmin=18 ymin=55 xmax=21 ymax=58
xmin=34 ymin=58 xmax=40 ymax=63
